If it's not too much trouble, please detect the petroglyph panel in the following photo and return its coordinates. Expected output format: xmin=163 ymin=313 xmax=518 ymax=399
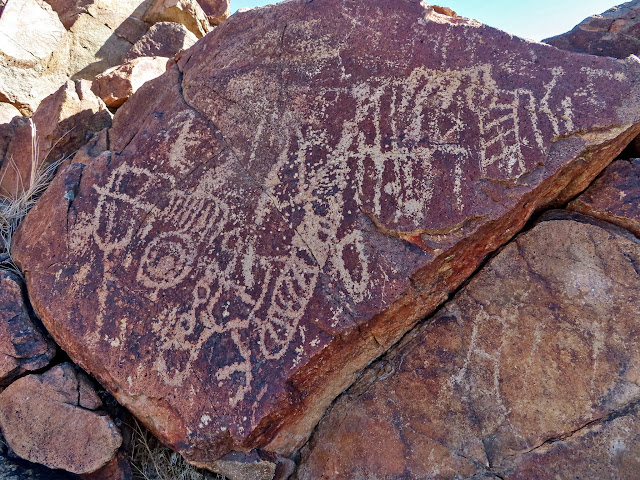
xmin=12 ymin=0 xmax=640 ymax=463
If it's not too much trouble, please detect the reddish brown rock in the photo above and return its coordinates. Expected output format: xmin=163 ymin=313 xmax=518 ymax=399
xmin=143 ymin=0 xmax=210 ymax=38
xmin=0 ymin=271 xmax=55 ymax=385
xmin=11 ymin=0 xmax=640 ymax=465
xmin=296 ymin=213 xmax=640 ymax=479
xmin=545 ymin=1 xmax=640 ymax=58
xmin=123 ymin=22 xmax=197 ymax=62
xmin=92 ymin=56 xmax=171 ymax=108
xmin=79 ymin=453 xmax=133 ymax=480
xmin=198 ymin=0 xmax=229 ymax=25
xmin=569 ymin=158 xmax=640 ymax=237
xmin=0 ymin=79 xmax=111 ymax=198
xmin=0 ymin=115 xmax=27 ymax=171
xmin=194 ymin=450 xmax=276 ymax=480
xmin=0 ymin=363 xmax=122 ymax=474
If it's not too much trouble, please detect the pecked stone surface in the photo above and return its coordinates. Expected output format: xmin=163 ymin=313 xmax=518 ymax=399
xmin=545 ymin=1 xmax=640 ymax=59
xmin=296 ymin=213 xmax=640 ymax=479
xmin=569 ymin=158 xmax=640 ymax=236
xmin=11 ymin=0 xmax=640 ymax=464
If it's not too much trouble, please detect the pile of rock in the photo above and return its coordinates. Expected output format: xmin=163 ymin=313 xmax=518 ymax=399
xmin=2 ymin=1 xmax=640 ymax=480
xmin=0 ymin=0 xmax=229 ymax=478
xmin=0 ymin=0 xmax=225 ymax=199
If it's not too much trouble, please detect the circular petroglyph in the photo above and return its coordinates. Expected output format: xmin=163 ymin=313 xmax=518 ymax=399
xmin=137 ymin=232 xmax=197 ymax=290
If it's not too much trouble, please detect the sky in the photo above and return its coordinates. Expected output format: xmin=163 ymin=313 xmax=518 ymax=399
xmin=231 ymin=0 xmax=624 ymax=41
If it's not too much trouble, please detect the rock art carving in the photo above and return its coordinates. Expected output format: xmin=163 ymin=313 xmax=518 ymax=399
xmin=12 ymin=0 xmax=640 ymax=464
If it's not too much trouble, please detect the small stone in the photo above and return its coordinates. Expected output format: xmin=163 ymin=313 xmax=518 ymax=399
xmin=0 ymin=363 xmax=122 ymax=474
xmin=193 ymin=450 xmax=276 ymax=480
xmin=43 ymin=0 xmax=93 ymax=29
xmin=79 ymin=452 xmax=133 ymax=480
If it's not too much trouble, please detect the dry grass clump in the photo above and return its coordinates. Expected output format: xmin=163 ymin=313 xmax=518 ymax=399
xmin=0 ymin=119 xmax=63 ymax=272
xmin=129 ymin=419 xmax=227 ymax=480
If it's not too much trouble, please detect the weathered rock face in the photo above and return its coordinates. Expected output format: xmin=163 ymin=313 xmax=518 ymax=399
xmin=12 ymin=0 xmax=640 ymax=464
xmin=296 ymin=213 xmax=640 ymax=479
xmin=569 ymin=158 xmax=640 ymax=236
xmin=545 ymin=1 xmax=640 ymax=58
xmin=0 ymin=79 xmax=112 ymax=198
xmin=123 ymin=22 xmax=197 ymax=62
xmin=79 ymin=452 xmax=133 ymax=480
xmin=0 ymin=363 xmax=122 ymax=474
xmin=91 ymin=56 xmax=170 ymax=108
xmin=0 ymin=271 xmax=55 ymax=385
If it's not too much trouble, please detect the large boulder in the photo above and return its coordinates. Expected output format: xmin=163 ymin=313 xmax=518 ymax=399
xmin=545 ymin=1 xmax=640 ymax=58
xmin=0 ymin=79 xmax=112 ymax=198
xmin=296 ymin=213 xmax=640 ymax=479
xmin=0 ymin=363 xmax=122 ymax=474
xmin=11 ymin=0 xmax=640 ymax=465
xmin=0 ymin=271 xmax=55 ymax=385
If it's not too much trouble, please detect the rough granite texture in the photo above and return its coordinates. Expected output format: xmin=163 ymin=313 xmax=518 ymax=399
xmin=12 ymin=0 xmax=640 ymax=464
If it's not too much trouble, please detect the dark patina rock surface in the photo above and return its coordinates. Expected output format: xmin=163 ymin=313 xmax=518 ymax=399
xmin=296 ymin=213 xmax=640 ymax=479
xmin=569 ymin=158 xmax=640 ymax=236
xmin=0 ymin=271 xmax=55 ymax=385
xmin=12 ymin=0 xmax=640 ymax=464
xmin=545 ymin=1 xmax=640 ymax=58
